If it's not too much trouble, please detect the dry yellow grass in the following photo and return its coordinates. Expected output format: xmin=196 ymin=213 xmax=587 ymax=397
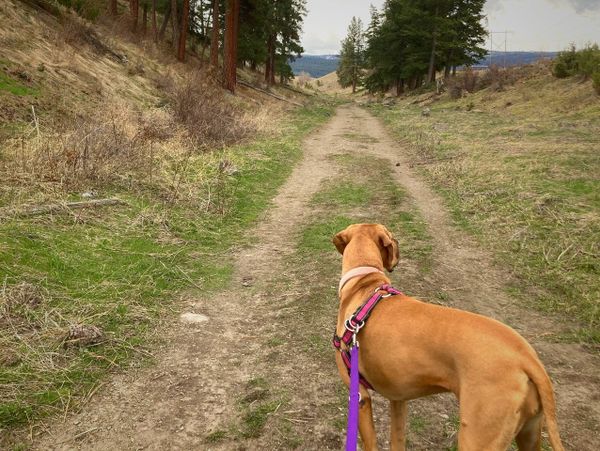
xmin=372 ymin=66 xmax=600 ymax=341
xmin=314 ymin=71 xmax=353 ymax=95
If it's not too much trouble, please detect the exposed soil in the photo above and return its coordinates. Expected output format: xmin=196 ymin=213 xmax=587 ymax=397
xmin=30 ymin=106 xmax=599 ymax=450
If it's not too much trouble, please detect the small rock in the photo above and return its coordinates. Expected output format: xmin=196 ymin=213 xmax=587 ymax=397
xmin=64 ymin=324 xmax=103 ymax=347
xmin=218 ymin=160 xmax=239 ymax=176
xmin=395 ymin=163 xmax=401 ymax=167
xmin=421 ymin=108 xmax=431 ymax=117
xmin=180 ymin=313 xmax=209 ymax=324
xmin=81 ymin=190 xmax=97 ymax=199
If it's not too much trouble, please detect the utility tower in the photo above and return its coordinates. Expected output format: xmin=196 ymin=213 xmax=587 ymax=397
xmin=489 ymin=31 xmax=511 ymax=68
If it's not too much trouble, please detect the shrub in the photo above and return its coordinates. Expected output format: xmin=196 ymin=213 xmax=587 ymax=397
xmin=169 ymin=70 xmax=252 ymax=148
xmin=577 ymin=44 xmax=600 ymax=78
xmin=553 ymin=44 xmax=578 ymax=78
xmin=447 ymin=80 xmax=463 ymax=99
xmin=593 ymin=72 xmax=600 ymax=95
xmin=463 ymin=67 xmax=478 ymax=93
xmin=552 ymin=43 xmax=600 ymax=80
xmin=479 ymin=65 xmax=518 ymax=91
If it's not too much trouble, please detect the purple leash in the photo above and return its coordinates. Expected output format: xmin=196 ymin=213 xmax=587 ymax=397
xmin=346 ymin=342 xmax=360 ymax=450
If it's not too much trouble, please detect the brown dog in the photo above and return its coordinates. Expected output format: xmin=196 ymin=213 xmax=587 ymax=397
xmin=333 ymin=224 xmax=564 ymax=451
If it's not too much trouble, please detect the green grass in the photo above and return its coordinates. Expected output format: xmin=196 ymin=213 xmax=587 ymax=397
xmin=0 ymin=71 xmax=38 ymax=97
xmin=0 ymin=102 xmax=334 ymax=434
xmin=205 ymin=429 xmax=228 ymax=443
xmin=370 ymin=78 xmax=600 ymax=343
xmin=240 ymin=400 xmax=282 ymax=438
xmin=311 ymin=180 xmax=371 ymax=208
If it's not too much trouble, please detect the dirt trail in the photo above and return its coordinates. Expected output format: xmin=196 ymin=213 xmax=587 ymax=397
xmin=33 ymin=106 xmax=599 ymax=450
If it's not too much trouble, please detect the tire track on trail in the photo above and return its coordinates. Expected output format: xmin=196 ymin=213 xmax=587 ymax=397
xmin=344 ymin=105 xmax=600 ymax=450
xmin=32 ymin=105 xmax=599 ymax=450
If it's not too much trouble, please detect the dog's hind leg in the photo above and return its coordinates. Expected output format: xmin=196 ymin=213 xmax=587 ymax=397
xmin=390 ymin=400 xmax=407 ymax=451
xmin=457 ymin=387 xmax=523 ymax=451
xmin=515 ymin=414 xmax=542 ymax=451
xmin=358 ymin=387 xmax=378 ymax=451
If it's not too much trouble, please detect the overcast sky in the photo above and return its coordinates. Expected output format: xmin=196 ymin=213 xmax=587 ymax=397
xmin=302 ymin=0 xmax=600 ymax=54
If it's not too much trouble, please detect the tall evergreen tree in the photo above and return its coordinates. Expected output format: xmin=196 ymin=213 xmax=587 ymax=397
xmin=364 ymin=0 xmax=487 ymax=93
xmin=336 ymin=17 xmax=365 ymax=93
xmin=261 ymin=0 xmax=306 ymax=85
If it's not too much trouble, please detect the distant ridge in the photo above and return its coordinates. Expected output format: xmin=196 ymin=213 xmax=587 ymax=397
xmin=290 ymin=55 xmax=340 ymax=78
xmin=474 ymin=51 xmax=558 ymax=68
xmin=291 ymin=51 xmax=558 ymax=78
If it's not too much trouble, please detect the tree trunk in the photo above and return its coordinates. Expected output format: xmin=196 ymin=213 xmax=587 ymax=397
xmin=142 ymin=3 xmax=148 ymax=35
xmin=427 ymin=6 xmax=439 ymax=83
xmin=444 ymin=49 xmax=453 ymax=78
xmin=396 ymin=78 xmax=404 ymax=96
xmin=223 ymin=0 xmax=240 ymax=92
xmin=152 ymin=0 xmax=158 ymax=42
xmin=110 ymin=0 xmax=117 ymax=16
xmin=265 ymin=34 xmax=275 ymax=85
xmin=352 ymin=78 xmax=356 ymax=93
xmin=210 ymin=0 xmax=220 ymax=67
xmin=171 ymin=0 xmax=180 ymax=51
xmin=130 ymin=0 xmax=139 ymax=32
xmin=452 ymin=66 xmax=457 ymax=76
xmin=178 ymin=0 xmax=190 ymax=61
xmin=158 ymin=3 xmax=171 ymax=41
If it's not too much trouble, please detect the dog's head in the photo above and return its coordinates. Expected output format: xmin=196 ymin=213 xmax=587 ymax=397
xmin=332 ymin=224 xmax=400 ymax=272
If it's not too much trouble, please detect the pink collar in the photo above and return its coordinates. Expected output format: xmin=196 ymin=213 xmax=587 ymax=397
xmin=338 ymin=266 xmax=384 ymax=295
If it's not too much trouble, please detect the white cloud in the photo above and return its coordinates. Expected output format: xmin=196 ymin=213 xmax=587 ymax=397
xmin=563 ymin=0 xmax=600 ymax=13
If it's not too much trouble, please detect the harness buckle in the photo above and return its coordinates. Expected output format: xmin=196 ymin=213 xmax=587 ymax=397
xmin=374 ymin=285 xmax=394 ymax=298
xmin=344 ymin=318 xmax=364 ymax=334
xmin=352 ymin=333 xmax=359 ymax=348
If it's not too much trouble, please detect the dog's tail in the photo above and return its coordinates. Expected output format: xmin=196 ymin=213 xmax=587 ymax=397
xmin=524 ymin=357 xmax=564 ymax=451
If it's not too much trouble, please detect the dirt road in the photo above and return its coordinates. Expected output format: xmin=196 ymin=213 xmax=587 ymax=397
xmin=33 ymin=106 xmax=599 ymax=450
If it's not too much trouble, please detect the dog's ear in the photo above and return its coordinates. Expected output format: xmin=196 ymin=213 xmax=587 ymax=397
xmin=379 ymin=228 xmax=400 ymax=272
xmin=332 ymin=229 xmax=349 ymax=255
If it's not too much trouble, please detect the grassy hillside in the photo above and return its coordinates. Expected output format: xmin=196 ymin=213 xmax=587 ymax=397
xmin=0 ymin=0 xmax=334 ymax=439
xmin=370 ymin=63 xmax=599 ymax=343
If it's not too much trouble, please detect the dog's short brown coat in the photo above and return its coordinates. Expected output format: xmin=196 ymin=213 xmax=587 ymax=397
xmin=333 ymin=224 xmax=563 ymax=451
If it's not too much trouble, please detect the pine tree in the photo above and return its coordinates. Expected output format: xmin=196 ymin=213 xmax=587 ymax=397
xmin=260 ymin=0 xmax=306 ymax=85
xmin=337 ymin=17 xmax=365 ymax=93
xmin=364 ymin=0 xmax=487 ymax=93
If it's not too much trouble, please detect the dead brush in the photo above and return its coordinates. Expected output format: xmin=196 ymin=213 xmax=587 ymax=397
xmin=478 ymin=65 xmax=519 ymax=92
xmin=0 ymin=281 xmax=47 ymax=321
xmin=0 ymin=101 xmax=174 ymax=196
xmin=168 ymin=69 xmax=253 ymax=148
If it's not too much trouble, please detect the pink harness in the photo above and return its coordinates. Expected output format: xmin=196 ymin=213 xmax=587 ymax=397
xmin=333 ymin=281 xmax=403 ymax=390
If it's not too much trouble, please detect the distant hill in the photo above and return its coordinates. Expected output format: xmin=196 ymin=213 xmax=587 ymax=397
xmin=291 ymin=51 xmax=558 ymax=78
xmin=290 ymin=55 xmax=339 ymax=78
xmin=475 ymin=51 xmax=558 ymax=68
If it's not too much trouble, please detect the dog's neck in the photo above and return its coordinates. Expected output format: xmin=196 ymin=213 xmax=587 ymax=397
xmin=339 ymin=266 xmax=383 ymax=294
xmin=338 ymin=237 xmax=389 ymax=303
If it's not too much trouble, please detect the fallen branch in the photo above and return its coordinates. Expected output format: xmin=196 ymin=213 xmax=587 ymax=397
xmin=7 ymin=198 xmax=127 ymax=219
xmin=238 ymin=81 xmax=303 ymax=107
